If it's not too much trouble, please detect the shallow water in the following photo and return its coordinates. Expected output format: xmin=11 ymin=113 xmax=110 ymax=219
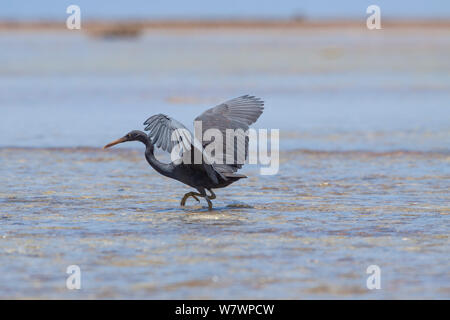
xmin=1 ymin=147 xmax=449 ymax=299
xmin=0 ymin=27 xmax=449 ymax=298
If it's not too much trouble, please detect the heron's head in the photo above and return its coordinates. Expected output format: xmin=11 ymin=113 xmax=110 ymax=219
xmin=103 ymin=130 xmax=149 ymax=149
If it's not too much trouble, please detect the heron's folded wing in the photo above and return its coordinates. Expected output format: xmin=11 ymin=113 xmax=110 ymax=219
xmin=194 ymin=95 xmax=264 ymax=170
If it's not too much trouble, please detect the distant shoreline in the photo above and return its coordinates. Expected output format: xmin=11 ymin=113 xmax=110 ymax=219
xmin=1 ymin=19 xmax=450 ymax=32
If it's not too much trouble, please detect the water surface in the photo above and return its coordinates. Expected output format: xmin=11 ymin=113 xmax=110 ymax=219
xmin=0 ymin=27 xmax=449 ymax=298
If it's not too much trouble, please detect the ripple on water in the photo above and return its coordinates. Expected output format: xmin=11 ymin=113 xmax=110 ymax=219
xmin=0 ymin=147 xmax=449 ymax=299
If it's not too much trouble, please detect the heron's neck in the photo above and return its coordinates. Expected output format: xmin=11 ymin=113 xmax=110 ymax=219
xmin=144 ymin=140 xmax=174 ymax=178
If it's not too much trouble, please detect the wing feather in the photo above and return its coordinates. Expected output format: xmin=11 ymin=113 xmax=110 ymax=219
xmin=143 ymin=114 xmax=191 ymax=154
xmin=194 ymin=95 xmax=264 ymax=171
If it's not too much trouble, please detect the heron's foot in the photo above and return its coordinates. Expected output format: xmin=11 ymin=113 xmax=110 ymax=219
xmin=180 ymin=192 xmax=201 ymax=206
xmin=180 ymin=191 xmax=214 ymax=210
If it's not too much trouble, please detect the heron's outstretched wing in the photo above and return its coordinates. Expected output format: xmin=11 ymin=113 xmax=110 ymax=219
xmin=143 ymin=113 xmax=222 ymax=184
xmin=143 ymin=114 xmax=192 ymax=154
xmin=195 ymin=95 xmax=264 ymax=171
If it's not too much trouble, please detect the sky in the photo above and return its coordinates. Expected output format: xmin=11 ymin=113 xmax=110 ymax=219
xmin=1 ymin=0 xmax=449 ymax=20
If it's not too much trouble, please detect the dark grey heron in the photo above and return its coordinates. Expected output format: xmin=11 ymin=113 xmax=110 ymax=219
xmin=103 ymin=95 xmax=264 ymax=210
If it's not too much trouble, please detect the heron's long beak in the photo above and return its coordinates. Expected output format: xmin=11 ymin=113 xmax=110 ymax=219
xmin=103 ymin=137 xmax=128 ymax=149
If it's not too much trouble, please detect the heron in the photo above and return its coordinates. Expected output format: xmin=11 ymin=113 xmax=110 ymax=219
xmin=103 ymin=95 xmax=264 ymax=210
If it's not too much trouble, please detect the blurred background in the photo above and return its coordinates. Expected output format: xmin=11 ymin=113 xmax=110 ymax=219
xmin=1 ymin=0 xmax=449 ymax=150
xmin=0 ymin=1 xmax=449 ymax=299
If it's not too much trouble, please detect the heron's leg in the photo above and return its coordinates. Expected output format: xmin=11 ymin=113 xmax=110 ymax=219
xmin=197 ymin=188 xmax=213 ymax=210
xmin=207 ymin=189 xmax=216 ymax=200
xmin=180 ymin=192 xmax=202 ymax=206
xmin=205 ymin=197 xmax=213 ymax=210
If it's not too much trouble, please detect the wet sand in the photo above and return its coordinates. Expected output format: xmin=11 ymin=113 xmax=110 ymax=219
xmin=1 ymin=19 xmax=450 ymax=31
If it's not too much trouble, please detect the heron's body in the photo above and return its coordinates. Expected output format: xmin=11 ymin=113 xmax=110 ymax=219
xmin=104 ymin=95 xmax=264 ymax=209
xmin=144 ymin=139 xmax=245 ymax=188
